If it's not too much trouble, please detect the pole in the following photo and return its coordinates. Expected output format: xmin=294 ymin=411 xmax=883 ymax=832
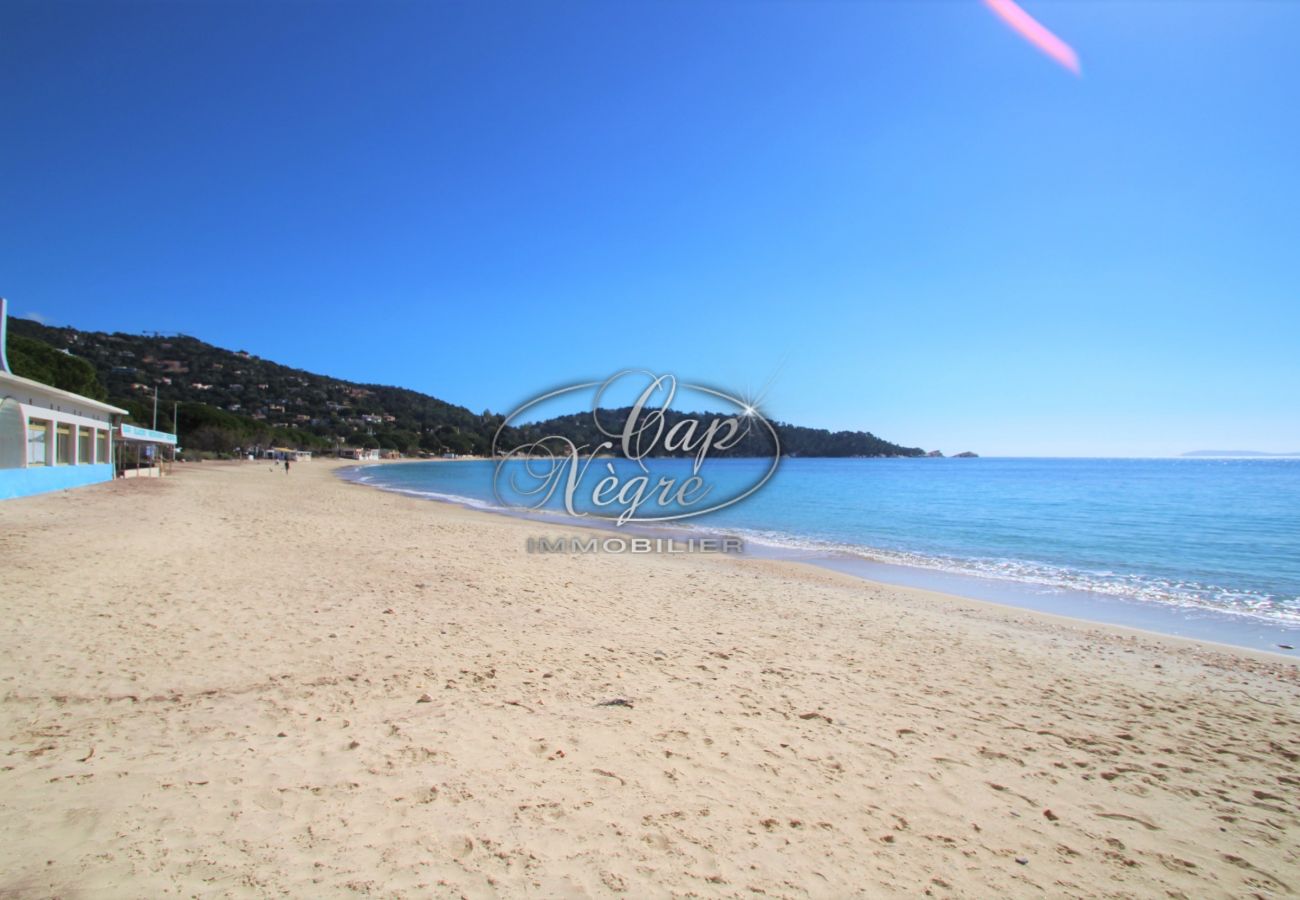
xmin=152 ymin=385 xmax=158 ymax=430
xmin=0 ymin=297 xmax=11 ymax=374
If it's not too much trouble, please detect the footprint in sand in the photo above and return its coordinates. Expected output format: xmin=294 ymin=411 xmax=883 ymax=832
xmin=445 ymin=835 xmax=474 ymax=859
xmin=1096 ymin=812 xmax=1159 ymax=831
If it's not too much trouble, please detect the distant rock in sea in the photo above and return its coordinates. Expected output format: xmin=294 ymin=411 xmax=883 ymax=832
xmin=926 ymin=450 xmax=944 ymax=458
xmin=954 ymin=451 xmax=979 ymax=458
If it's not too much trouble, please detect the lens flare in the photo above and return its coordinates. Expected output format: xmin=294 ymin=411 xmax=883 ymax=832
xmin=984 ymin=0 xmax=1081 ymax=75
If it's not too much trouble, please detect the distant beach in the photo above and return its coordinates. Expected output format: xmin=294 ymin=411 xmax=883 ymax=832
xmin=2 ymin=460 xmax=1296 ymax=896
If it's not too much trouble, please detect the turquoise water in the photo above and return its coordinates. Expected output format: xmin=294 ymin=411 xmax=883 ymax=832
xmin=344 ymin=457 xmax=1300 ymax=650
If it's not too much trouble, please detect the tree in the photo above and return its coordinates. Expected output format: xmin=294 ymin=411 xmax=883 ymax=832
xmin=442 ymin=431 xmax=475 ymax=455
xmin=187 ymin=425 xmax=242 ymax=454
xmin=7 ymin=334 xmax=108 ymax=400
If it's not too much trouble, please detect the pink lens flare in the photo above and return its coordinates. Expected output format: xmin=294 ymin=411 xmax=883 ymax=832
xmin=984 ymin=0 xmax=1081 ymax=75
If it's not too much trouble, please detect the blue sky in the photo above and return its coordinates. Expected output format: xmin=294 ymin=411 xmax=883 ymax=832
xmin=2 ymin=1 xmax=1297 ymax=456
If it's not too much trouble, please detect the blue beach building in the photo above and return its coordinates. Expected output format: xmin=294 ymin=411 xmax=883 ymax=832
xmin=0 ymin=298 xmax=129 ymax=500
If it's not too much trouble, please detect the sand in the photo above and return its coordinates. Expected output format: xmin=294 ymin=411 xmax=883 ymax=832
xmin=1 ymin=459 xmax=1297 ymax=898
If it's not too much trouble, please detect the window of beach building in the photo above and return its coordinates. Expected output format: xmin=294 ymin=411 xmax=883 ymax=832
xmin=96 ymin=429 xmax=109 ymax=464
xmin=55 ymin=423 xmax=73 ymax=465
xmin=27 ymin=419 xmax=49 ymax=466
xmin=78 ymin=426 xmax=93 ymax=464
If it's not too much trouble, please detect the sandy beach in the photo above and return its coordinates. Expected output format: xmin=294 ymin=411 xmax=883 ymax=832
xmin=1 ymin=459 xmax=1297 ymax=898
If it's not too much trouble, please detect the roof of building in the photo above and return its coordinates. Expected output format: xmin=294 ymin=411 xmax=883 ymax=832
xmin=0 ymin=370 xmax=130 ymax=415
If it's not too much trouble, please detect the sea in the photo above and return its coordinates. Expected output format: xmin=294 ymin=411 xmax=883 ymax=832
xmin=342 ymin=457 xmax=1300 ymax=654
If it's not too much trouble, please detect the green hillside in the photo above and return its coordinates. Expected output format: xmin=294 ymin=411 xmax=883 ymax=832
xmin=6 ymin=318 xmax=924 ymax=458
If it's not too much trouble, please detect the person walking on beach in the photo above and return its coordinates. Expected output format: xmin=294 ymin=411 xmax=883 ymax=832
xmin=284 ymin=456 xmax=291 ymax=474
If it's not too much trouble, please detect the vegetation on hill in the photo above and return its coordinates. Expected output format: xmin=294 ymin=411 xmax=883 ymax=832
xmin=9 ymin=317 xmax=493 ymax=455
xmin=8 ymin=333 xmax=108 ymax=401
xmin=6 ymin=318 xmax=924 ymax=458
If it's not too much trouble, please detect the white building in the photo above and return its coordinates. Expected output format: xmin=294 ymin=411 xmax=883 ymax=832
xmin=0 ymin=300 xmax=128 ymax=500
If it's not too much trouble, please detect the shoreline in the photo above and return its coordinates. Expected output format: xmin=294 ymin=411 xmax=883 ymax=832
xmin=2 ymin=459 xmax=1297 ymax=896
xmin=340 ymin=461 xmax=1300 ymax=657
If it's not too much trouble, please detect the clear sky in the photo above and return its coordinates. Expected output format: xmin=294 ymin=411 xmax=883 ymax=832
xmin=2 ymin=1 xmax=1297 ymax=456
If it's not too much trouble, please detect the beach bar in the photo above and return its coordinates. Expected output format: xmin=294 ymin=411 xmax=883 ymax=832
xmin=0 ymin=301 xmax=128 ymax=500
xmin=117 ymin=422 xmax=178 ymax=477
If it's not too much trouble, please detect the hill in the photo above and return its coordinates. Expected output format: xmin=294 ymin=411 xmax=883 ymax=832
xmin=6 ymin=318 xmax=924 ymax=458
xmin=9 ymin=317 xmax=497 ymax=455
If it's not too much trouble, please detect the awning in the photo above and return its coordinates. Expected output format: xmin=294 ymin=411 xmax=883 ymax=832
xmin=119 ymin=423 xmax=178 ymax=445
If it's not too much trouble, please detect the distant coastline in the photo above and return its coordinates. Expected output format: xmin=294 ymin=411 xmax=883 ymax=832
xmin=1181 ymin=450 xmax=1300 ymax=458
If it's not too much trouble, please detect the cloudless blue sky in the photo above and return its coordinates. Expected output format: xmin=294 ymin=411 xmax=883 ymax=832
xmin=2 ymin=1 xmax=1297 ymax=456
